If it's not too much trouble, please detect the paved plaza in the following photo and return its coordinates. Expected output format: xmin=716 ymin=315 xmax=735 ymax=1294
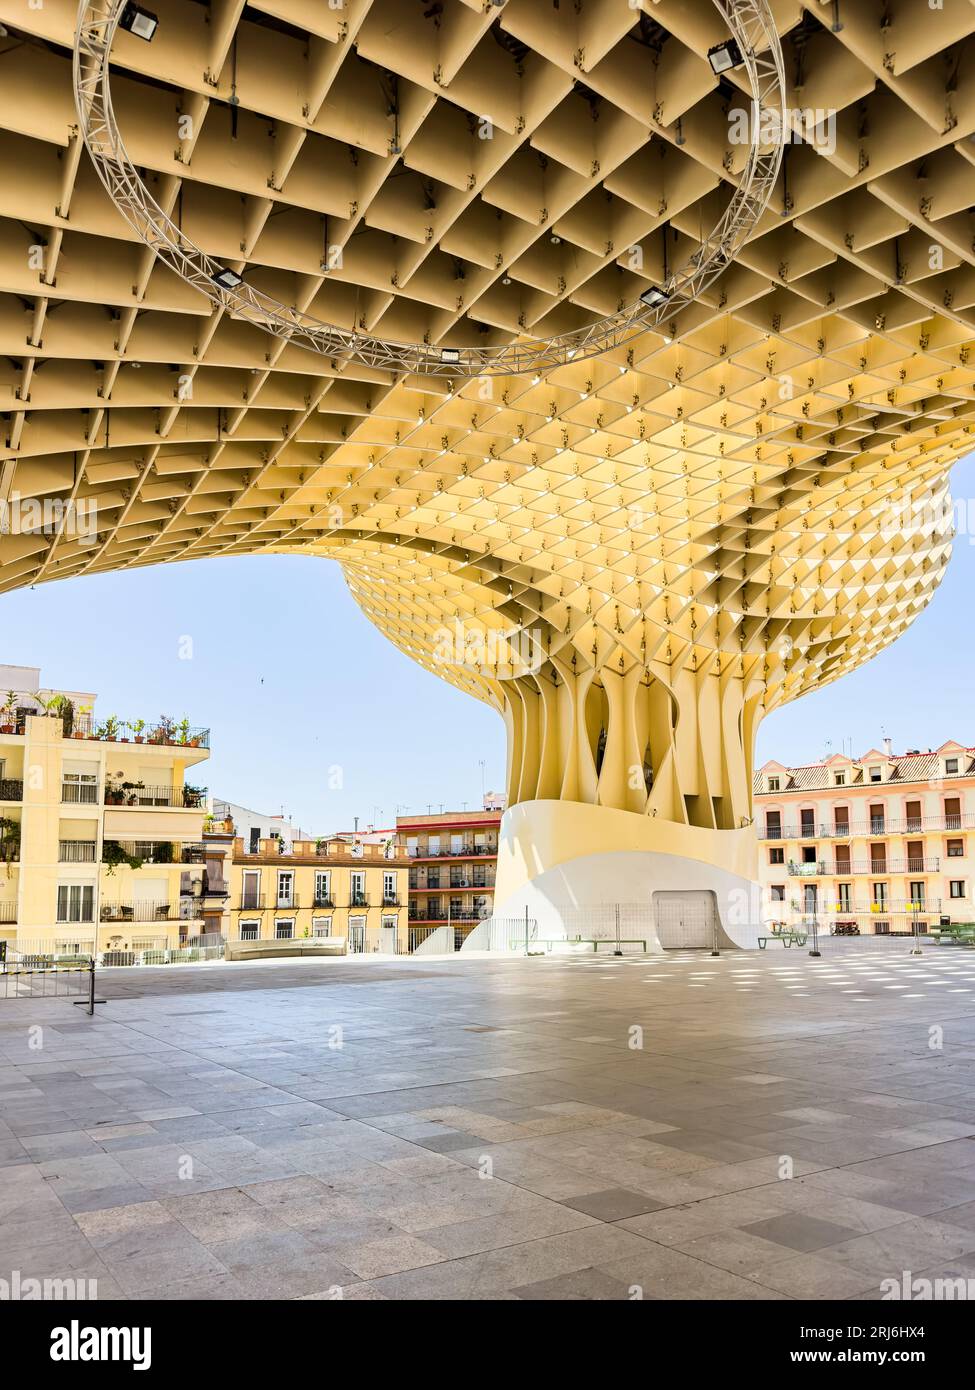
xmin=3 ymin=946 xmax=975 ymax=1300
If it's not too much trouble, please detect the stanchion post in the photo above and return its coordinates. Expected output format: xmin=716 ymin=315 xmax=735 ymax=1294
xmin=809 ymin=914 xmax=821 ymax=958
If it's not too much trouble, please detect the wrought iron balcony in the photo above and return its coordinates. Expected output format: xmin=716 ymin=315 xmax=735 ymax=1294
xmin=100 ymin=900 xmax=178 ymax=922
xmin=104 ymin=784 xmax=207 ymax=808
xmin=0 ymin=779 xmax=23 ymax=801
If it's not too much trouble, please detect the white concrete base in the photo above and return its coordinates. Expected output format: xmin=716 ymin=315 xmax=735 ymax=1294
xmin=485 ymin=800 xmax=763 ymax=952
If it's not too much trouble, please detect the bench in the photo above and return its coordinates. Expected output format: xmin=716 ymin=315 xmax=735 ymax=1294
xmin=757 ymin=931 xmax=808 ymax=949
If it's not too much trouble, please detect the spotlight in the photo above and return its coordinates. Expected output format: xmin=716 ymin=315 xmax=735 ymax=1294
xmin=550 ymin=234 xmax=561 ymax=245
xmin=639 ymin=285 xmax=669 ymax=309
xmin=118 ymin=3 xmax=158 ymax=41
xmin=440 ymin=348 xmax=460 ymax=364
xmin=211 ymin=266 xmax=243 ymax=290
xmin=707 ymin=38 xmax=744 ymax=74
xmin=501 ymin=275 xmax=511 ymax=285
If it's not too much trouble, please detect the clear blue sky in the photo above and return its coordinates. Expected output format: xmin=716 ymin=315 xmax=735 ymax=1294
xmin=2 ymin=453 xmax=972 ymax=827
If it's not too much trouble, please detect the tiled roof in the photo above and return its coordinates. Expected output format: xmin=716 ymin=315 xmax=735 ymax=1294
xmin=755 ymin=750 xmax=975 ymax=795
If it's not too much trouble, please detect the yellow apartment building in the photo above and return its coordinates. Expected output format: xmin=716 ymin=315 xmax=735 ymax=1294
xmin=0 ymin=668 xmax=210 ymax=956
xmin=223 ymin=834 xmax=409 ymax=953
xmin=754 ymin=741 xmax=975 ymax=936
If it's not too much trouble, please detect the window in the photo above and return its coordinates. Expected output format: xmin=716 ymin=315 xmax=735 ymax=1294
xmin=276 ymin=871 xmax=294 ymax=907
xmin=873 ymin=883 xmax=888 ymax=908
xmin=275 ymin=919 xmax=294 ymax=940
xmin=427 ymin=836 xmax=440 ymax=856
xmin=383 ymin=871 xmax=396 ymax=903
xmin=837 ymin=883 xmax=851 ymax=911
xmin=905 ymin=801 xmax=922 ymax=832
xmin=834 ymin=809 xmax=850 ymax=835
xmin=61 ymin=770 xmax=97 ymax=804
xmin=909 ymin=881 xmax=925 ymax=906
xmin=869 ymin=766 xmax=882 ymax=783
xmin=56 ymin=884 xmax=94 ymax=923
xmin=950 ymin=881 xmax=966 ymax=899
xmin=947 ymin=839 xmax=964 ymax=858
xmin=381 ymin=915 xmax=397 ymax=932
xmin=239 ymin=921 xmax=260 ymax=941
xmin=406 ymin=836 xmax=418 ymax=857
xmin=348 ymin=916 xmax=366 ymax=952
xmin=770 ymin=885 xmax=785 ymax=902
xmin=767 ymin=776 xmax=780 ymax=792
xmin=869 ymin=804 xmax=885 ymax=833
xmin=350 ymin=870 xmax=366 ymax=906
xmin=834 ymin=772 xmax=845 ymax=786
xmin=800 ymin=809 xmax=815 ymax=836
xmin=945 ymin=798 xmax=961 ymax=830
xmin=764 ymin=812 xmax=781 ymax=839
xmin=241 ymin=869 xmax=261 ymax=908
xmin=314 ymin=870 xmax=331 ymax=906
xmin=946 ymin=757 xmax=959 ymax=775
xmin=312 ymin=917 xmax=332 ymax=938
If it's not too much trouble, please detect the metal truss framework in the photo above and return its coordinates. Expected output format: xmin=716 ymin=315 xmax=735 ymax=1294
xmin=2 ymin=0 xmax=975 ymax=830
xmin=74 ymin=0 xmax=786 ymax=377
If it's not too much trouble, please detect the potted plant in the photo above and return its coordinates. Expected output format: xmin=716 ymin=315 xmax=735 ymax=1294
xmin=74 ymin=703 xmax=92 ymax=738
xmin=102 ymin=841 xmax=144 ymax=875
xmin=0 ymin=692 xmax=15 ymax=735
xmin=177 ymin=717 xmax=190 ymax=745
xmin=103 ymin=715 xmax=119 ymax=742
xmin=130 ymin=719 xmax=145 ymax=744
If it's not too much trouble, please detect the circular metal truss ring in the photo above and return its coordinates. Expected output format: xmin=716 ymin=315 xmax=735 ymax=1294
xmin=74 ymin=0 xmax=785 ymax=378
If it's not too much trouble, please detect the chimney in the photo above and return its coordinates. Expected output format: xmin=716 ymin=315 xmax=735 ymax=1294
xmin=883 ymin=737 xmax=893 ymax=757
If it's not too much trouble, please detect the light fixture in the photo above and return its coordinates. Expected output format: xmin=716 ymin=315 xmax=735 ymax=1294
xmin=440 ymin=348 xmax=460 ymax=364
xmin=707 ymin=38 xmax=744 ymax=74
xmin=118 ymin=3 xmax=158 ymax=41
xmin=639 ymin=285 xmax=670 ymax=310
xmin=502 ymin=275 xmax=511 ymax=286
xmin=211 ymin=266 xmax=243 ymax=290
xmin=550 ymin=234 xmax=561 ymax=245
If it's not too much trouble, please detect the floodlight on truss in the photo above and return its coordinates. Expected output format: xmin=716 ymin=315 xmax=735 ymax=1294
xmin=73 ymin=0 xmax=785 ymax=379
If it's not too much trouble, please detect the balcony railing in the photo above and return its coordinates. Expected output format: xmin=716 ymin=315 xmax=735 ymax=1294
xmin=382 ymin=895 xmax=400 ymax=906
xmin=0 ymin=902 xmax=16 ymax=923
xmin=104 ymin=784 xmax=207 ymax=808
xmin=313 ymin=895 xmax=334 ymax=908
xmin=69 ymin=713 xmax=210 ymax=749
xmin=761 ymin=816 xmax=974 ymax=840
xmin=409 ymin=844 xmax=497 ymax=858
xmin=100 ymin=901 xmax=179 ymax=922
xmin=274 ymin=897 xmax=299 ymax=910
xmin=98 ymin=841 xmax=201 ymax=865
xmin=349 ymin=893 xmax=370 ymax=908
xmin=59 ymin=839 xmax=97 ymax=863
xmin=236 ymin=898 xmax=265 ymax=911
xmin=788 ymin=858 xmax=942 ymax=876
xmin=0 ymin=779 xmax=23 ymax=801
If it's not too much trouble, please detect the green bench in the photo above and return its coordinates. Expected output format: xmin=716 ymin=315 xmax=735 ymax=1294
xmin=757 ymin=930 xmax=808 ymax=949
xmin=931 ymin=924 xmax=975 ymax=946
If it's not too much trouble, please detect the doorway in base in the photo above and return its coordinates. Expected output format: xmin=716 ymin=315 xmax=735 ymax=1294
xmin=653 ymin=889 xmax=718 ymax=949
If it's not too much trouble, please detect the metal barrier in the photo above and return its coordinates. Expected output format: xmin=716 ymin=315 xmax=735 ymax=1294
xmin=0 ymin=952 xmax=99 ymax=1013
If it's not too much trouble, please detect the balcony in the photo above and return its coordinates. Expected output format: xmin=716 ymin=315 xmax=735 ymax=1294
xmin=59 ymin=839 xmax=97 ymax=863
xmin=69 ymin=713 xmax=210 ymax=749
xmin=236 ymin=898 xmax=266 ymax=911
xmin=104 ymin=784 xmax=206 ymax=808
xmin=787 ymin=857 xmax=942 ymax=877
xmin=349 ymin=893 xmax=370 ymax=908
xmin=409 ymin=844 xmax=497 ymax=859
xmin=0 ymin=902 xmax=16 ymax=924
xmin=274 ymin=897 xmax=299 ymax=911
xmin=0 ymin=779 xmax=23 ymax=801
xmin=313 ymin=895 xmax=334 ymax=908
xmin=382 ymin=894 xmax=401 ymax=906
xmin=100 ymin=901 xmax=179 ymax=923
xmin=762 ymin=816 xmax=973 ymax=840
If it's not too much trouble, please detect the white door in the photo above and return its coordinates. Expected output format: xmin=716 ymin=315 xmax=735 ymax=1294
xmin=654 ymin=890 xmax=715 ymax=949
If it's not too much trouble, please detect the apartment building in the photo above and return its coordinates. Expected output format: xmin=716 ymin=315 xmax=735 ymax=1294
xmin=223 ymin=834 xmax=409 ymax=952
xmin=0 ymin=668 xmax=210 ymax=954
xmin=209 ymin=798 xmax=310 ymax=854
xmin=397 ymin=806 xmax=502 ymax=944
xmin=755 ymin=741 xmax=975 ymax=934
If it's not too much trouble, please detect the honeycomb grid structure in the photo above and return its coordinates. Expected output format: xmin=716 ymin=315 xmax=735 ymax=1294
xmin=1 ymin=0 xmax=973 ymax=833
